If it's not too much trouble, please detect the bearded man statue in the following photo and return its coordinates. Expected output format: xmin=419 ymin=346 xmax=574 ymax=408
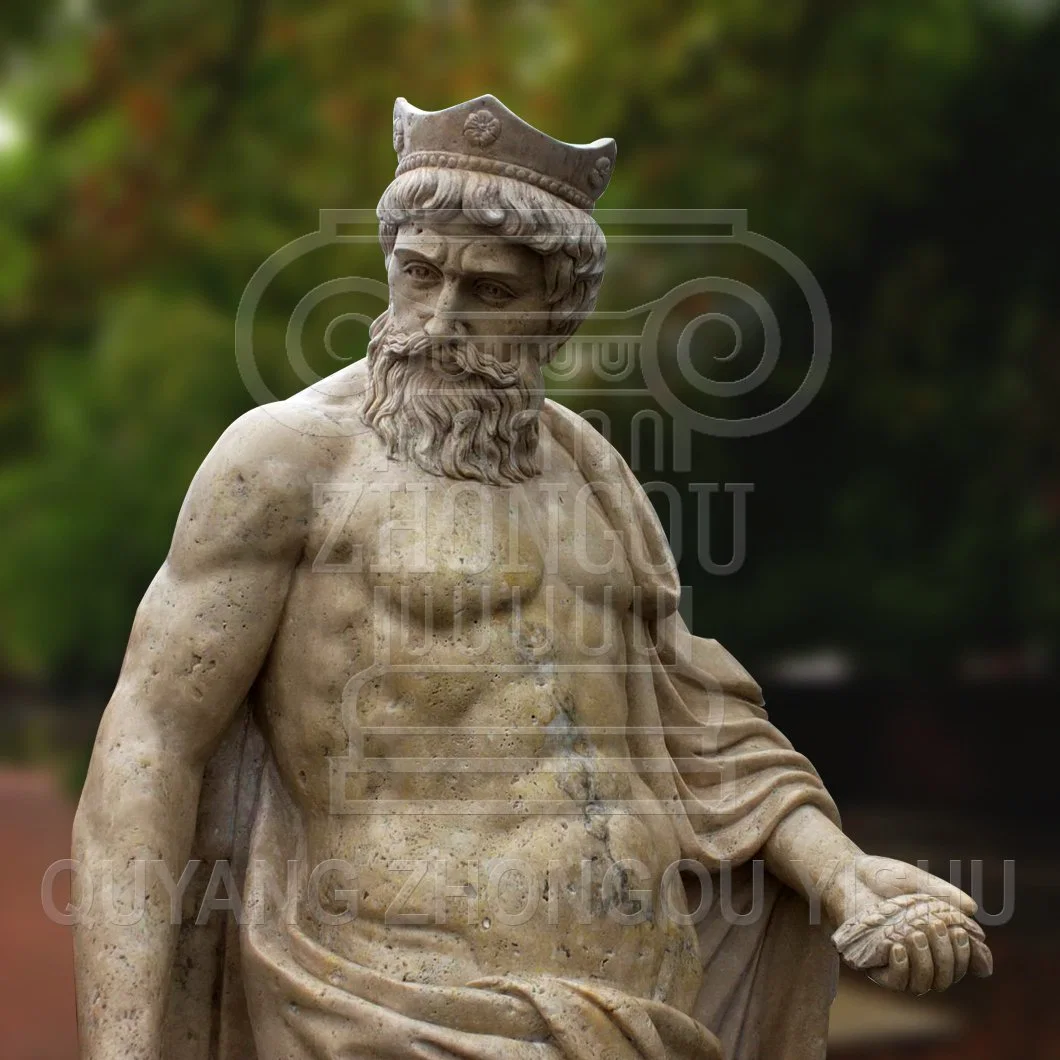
xmin=72 ymin=95 xmax=991 ymax=1060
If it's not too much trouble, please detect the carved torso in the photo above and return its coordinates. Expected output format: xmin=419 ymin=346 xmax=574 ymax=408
xmin=250 ymin=409 xmax=700 ymax=1009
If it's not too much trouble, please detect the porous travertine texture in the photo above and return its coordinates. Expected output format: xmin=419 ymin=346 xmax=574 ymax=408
xmin=151 ymin=377 xmax=840 ymax=1060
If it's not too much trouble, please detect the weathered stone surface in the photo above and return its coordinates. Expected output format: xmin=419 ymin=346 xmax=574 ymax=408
xmin=73 ymin=95 xmax=991 ymax=1060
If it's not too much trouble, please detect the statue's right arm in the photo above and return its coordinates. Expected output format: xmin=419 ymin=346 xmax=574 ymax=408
xmin=71 ymin=404 xmax=311 ymax=1059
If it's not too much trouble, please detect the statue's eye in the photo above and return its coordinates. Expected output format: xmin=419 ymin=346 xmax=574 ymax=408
xmin=403 ymin=262 xmax=438 ymax=283
xmin=476 ymin=280 xmax=514 ymax=304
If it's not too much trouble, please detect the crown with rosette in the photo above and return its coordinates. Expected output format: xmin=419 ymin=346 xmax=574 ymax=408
xmin=391 ymin=95 xmax=616 ymax=212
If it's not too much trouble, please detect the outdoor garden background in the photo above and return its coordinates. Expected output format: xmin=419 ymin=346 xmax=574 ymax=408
xmin=1 ymin=1 xmax=1058 ymax=1055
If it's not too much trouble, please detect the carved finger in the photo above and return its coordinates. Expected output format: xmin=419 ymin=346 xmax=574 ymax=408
xmin=969 ymin=936 xmax=994 ymax=978
xmin=951 ymin=927 xmax=970 ymax=983
xmin=831 ymin=894 xmax=988 ymax=977
xmin=914 ymin=870 xmax=977 ymax=916
xmin=907 ymin=930 xmax=934 ymax=995
xmin=959 ymin=913 xmax=986 ymax=942
xmin=868 ymin=942 xmax=909 ymax=992
xmin=927 ymin=920 xmax=954 ymax=991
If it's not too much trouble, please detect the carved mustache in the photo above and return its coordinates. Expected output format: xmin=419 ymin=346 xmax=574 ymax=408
xmin=378 ymin=329 xmax=526 ymax=389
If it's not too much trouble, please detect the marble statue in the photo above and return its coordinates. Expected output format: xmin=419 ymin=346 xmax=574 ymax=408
xmin=72 ymin=95 xmax=992 ymax=1059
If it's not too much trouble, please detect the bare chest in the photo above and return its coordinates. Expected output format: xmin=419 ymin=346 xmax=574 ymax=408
xmin=307 ymin=466 xmax=635 ymax=624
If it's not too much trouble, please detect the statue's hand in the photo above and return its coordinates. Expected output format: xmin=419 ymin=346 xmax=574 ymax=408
xmin=830 ymin=856 xmax=993 ymax=994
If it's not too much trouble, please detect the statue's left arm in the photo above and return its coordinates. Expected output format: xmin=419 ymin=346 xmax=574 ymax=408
xmin=542 ymin=398 xmax=994 ymax=999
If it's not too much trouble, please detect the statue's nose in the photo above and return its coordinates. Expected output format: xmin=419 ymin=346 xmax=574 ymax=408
xmin=423 ymin=313 xmax=455 ymax=340
xmin=423 ymin=280 xmax=464 ymax=339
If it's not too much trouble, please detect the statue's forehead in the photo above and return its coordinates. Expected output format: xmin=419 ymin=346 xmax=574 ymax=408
xmin=392 ymin=219 xmax=539 ymax=274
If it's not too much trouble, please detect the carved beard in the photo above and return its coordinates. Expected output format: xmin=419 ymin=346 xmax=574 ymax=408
xmin=361 ymin=312 xmax=545 ymax=485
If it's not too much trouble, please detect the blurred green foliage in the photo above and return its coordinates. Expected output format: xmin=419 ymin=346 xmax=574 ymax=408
xmin=0 ymin=0 xmax=1058 ymax=689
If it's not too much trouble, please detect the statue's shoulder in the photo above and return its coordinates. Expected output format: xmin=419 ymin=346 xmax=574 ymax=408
xmin=214 ymin=359 xmax=374 ymax=475
xmin=541 ymin=396 xmax=601 ymax=440
xmin=541 ymin=397 xmax=639 ymax=488
xmin=542 ymin=398 xmax=681 ymax=612
xmin=542 ymin=398 xmax=628 ymax=468
xmin=285 ymin=357 xmax=371 ymax=426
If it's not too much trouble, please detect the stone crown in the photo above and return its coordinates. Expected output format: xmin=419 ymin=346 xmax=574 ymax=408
xmin=392 ymin=95 xmax=616 ymax=212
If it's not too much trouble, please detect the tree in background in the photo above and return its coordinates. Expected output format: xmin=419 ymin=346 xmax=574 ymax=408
xmin=0 ymin=0 xmax=1057 ymax=690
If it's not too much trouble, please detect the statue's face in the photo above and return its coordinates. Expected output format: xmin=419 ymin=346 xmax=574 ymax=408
xmin=387 ymin=218 xmax=549 ymax=358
